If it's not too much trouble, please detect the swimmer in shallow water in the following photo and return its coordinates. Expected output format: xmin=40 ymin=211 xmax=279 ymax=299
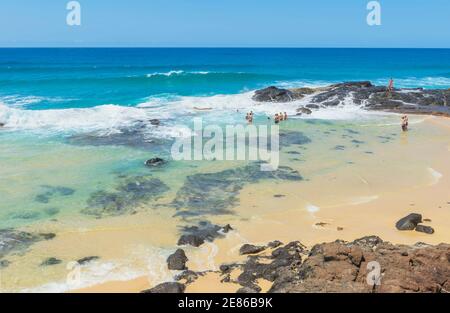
xmin=401 ymin=115 xmax=409 ymax=131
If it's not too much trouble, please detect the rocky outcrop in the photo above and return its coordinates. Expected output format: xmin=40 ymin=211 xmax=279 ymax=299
xmin=396 ymin=213 xmax=435 ymax=234
xmin=396 ymin=213 xmax=423 ymax=230
xmin=252 ymin=81 xmax=450 ymax=117
xmin=0 ymin=229 xmax=56 ymax=259
xmin=141 ymin=236 xmax=450 ymax=293
xmin=177 ymin=222 xmax=233 ymax=247
xmin=142 ymin=282 xmax=185 ymax=293
xmin=252 ymin=87 xmax=298 ymax=103
xmin=239 ymin=244 xmax=266 ymax=255
xmin=167 ymin=249 xmax=188 ymax=270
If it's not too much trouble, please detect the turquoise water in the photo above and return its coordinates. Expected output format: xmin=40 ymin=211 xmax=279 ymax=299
xmin=1 ymin=48 xmax=449 ymax=109
xmin=0 ymin=48 xmax=450 ymax=229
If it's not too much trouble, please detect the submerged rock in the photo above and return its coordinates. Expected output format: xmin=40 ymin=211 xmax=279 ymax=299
xmin=396 ymin=213 xmax=422 ymax=231
xmin=0 ymin=229 xmax=55 ymax=259
xmin=142 ymin=282 xmax=185 ymax=293
xmin=77 ymin=256 xmax=100 ymax=265
xmin=167 ymin=249 xmax=188 ymax=270
xmin=177 ymin=234 xmax=205 ymax=247
xmin=41 ymin=257 xmax=62 ymax=266
xmin=171 ymin=163 xmax=302 ymax=216
xmin=0 ymin=259 xmax=11 ymax=268
xmin=145 ymin=157 xmax=165 ymax=167
xmin=35 ymin=185 xmax=75 ymax=204
xmin=177 ymin=222 xmax=232 ymax=247
xmin=83 ymin=176 xmax=169 ymax=217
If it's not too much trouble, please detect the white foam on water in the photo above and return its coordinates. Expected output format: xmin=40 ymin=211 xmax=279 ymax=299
xmin=1 ymin=88 xmax=384 ymax=136
xmin=21 ymin=260 xmax=146 ymax=293
xmin=374 ymin=76 xmax=450 ymax=89
xmin=349 ymin=195 xmax=379 ymax=205
xmin=428 ymin=167 xmax=443 ymax=186
xmin=306 ymin=204 xmax=320 ymax=213
xmin=0 ymin=95 xmax=75 ymax=107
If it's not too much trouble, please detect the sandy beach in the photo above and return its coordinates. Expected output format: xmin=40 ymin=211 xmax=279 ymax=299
xmin=60 ymin=115 xmax=450 ymax=293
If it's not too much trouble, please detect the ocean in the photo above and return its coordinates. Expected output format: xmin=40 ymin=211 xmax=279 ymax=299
xmin=0 ymin=48 xmax=450 ymax=292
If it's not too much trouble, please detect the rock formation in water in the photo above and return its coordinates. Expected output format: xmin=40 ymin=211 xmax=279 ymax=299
xmin=253 ymin=82 xmax=450 ymax=117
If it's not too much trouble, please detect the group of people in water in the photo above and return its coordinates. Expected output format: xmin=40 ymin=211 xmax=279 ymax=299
xmin=274 ymin=112 xmax=288 ymax=124
xmin=245 ymin=111 xmax=288 ymax=124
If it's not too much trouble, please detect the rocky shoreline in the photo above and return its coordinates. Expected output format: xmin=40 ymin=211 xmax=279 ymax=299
xmin=252 ymin=81 xmax=450 ymax=118
xmin=145 ymin=235 xmax=450 ymax=293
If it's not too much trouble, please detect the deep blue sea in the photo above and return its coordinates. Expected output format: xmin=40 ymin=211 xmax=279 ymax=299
xmin=1 ymin=48 xmax=449 ymax=110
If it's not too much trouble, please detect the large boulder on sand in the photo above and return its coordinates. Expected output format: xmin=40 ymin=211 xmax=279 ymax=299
xmin=167 ymin=249 xmax=188 ymax=270
xmin=395 ymin=213 xmax=422 ymax=230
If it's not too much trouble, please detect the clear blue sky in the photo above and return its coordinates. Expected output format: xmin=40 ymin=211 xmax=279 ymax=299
xmin=0 ymin=0 xmax=449 ymax=47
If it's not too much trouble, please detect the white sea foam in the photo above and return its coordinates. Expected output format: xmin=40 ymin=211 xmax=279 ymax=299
xmin=428 ymin=167 xmax=443 ymax=186
xmin=0 ymin=95 xmax=72 ymax=107
xmin=374 ymin=76 xmax=450 ymax=89
xmin=22 ymin=260 xmax=146 ymax=293
xmin=306 ymin=204 xmax=320 ymax=213
xmin=146 ymin=70 xmax=214 ymax=77
xmin=1 ymin=88 xmax=382 ymax=136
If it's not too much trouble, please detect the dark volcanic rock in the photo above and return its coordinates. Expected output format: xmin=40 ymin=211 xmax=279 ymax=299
xmin=145 ymin=157 xmax=165 ymax=167
xmin=0 ymin=229 xmax=55 ymax=259
xmin=252 ymin=81 xmax=450 ymax=118
xmin=149 ymin=119 xmax=161 ymax=126
xmin=41 ymin=257 xmax=62 ymax=266
xmin=415 ymin=225 xmax=435 ymax=234
xmin=152 ymin=237 xmax=450 ymax=293
xmin=268 ymin=237 xmax=450 ymax=293
xmin=177 ymin=222 xmax=231 ymax=247
xmin=77 ymin=256 xmax=99 ymax=265
xmin=177 ymin=234 xmax=205 ymax=247
xmin=253 ymin=87 xmax=296 ymax=103
xmin=396 ymin=213 xmax=422 ymax=231
xmin=296 ymin=107 xmax=312 ymax=115
xmin=240 ymin=244 xmax=266 ymax=255
xmin=175 ymin=270 xmax=200 ymax=284
xmin=167 ymin=249 xmax=188 ymax=270
xmin=142 ymin=282 xmax=185 ymax=293
xmin=83 ymin=175 xmax=169 ymax=217
xmin=171 ymin=163 xmax=302 ymax=217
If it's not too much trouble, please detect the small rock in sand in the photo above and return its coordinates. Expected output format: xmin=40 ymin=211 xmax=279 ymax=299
xmin=239 ymin=244 xmax=266 ymax=255
xmin=415 ymin=225 xmax=435 ymax=234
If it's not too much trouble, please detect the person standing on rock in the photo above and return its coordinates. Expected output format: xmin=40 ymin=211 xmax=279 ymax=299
xmin=386 ymin=78 xmax=394 ymax=97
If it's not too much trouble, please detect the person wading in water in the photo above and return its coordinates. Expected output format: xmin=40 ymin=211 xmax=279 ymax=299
xmin=401 ymin=115 xmax=409 ymax=132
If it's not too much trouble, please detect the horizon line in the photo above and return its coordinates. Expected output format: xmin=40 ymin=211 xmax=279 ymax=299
xmin=1 ymin=46 xmax=450 ymax=49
